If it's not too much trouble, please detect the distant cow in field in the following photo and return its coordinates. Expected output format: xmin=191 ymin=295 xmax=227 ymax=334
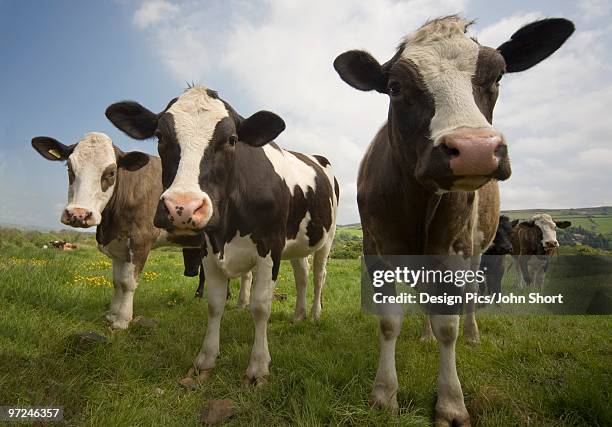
xmin=31 ymin=133 xmax=245 ymax=328
xmin=334 ymin=15 xmax=573 ymax=425
xmin=512 ymin=214 xmax=571 ymax=289
xmin=479 ymin=215 xmax=517 ymax=297
xmin=106 ymin=85 xmax=339 ymax=385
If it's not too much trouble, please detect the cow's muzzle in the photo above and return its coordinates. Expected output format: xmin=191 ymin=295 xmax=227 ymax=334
xmin=156 ymin=192 xmax=212 ymax=233
xmin=61 ymin=207 xmax=96 ymax=228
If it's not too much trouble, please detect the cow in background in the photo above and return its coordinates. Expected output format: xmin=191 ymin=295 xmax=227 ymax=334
xmin=334 ymin=14 xmax=573 ymax=425
xmin=479 ymin=215 xmax=517 ymax=297
xmin=512 ymin=214 xmax=571 ymax=289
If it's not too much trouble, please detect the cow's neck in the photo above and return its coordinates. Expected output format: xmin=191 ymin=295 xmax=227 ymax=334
xmin=385 ymin=119 xmax=477 ymax=254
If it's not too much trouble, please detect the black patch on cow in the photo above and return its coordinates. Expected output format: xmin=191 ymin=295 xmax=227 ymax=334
xmin=287 ymin=151 xmax=334 ymax=247
xmin=313 ymin=154 xmax=330 ymax=167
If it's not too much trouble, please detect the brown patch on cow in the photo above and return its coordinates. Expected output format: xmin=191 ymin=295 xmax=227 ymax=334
xmin=100 ymin=164 xmax=117 ymax=192
xmin=97 ymin=148 xmax=163 ymax=275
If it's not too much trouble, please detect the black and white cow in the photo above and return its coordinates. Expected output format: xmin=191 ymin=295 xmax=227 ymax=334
xmin=106 ymin=86 xmax=339 ymax=384
xmin=31 ymin=132 xmax=250 ymax=328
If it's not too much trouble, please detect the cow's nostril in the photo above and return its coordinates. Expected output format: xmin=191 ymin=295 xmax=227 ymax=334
xmin=441 ymin=140 xmax=460 ymax=158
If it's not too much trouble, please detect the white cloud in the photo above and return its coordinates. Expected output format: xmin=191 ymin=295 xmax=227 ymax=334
xmin=474 ymin=11 xmax=544 ymax=48
xmin=133 ymin=0 xmax=179 ymax=29
xmin=578 ymin=0 xmax=611 ymax=19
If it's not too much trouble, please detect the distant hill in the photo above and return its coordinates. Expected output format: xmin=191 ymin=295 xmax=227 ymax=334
xmin=337 ymin=206 xmax=612 ymax=238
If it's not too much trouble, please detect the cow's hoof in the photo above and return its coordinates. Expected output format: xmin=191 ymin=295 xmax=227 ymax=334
xmin=105 ymin=312 xmax=117 ymax=323
xmin=243 ymin=375 xmax=267 ymax=388
xmin=434 ymin=411 xmax=470 ymax=427
xmin=464 ymin=334 xmax=480 ymax=345
xmin=434 ymin=402 xmax=470 ymax=427
xmin=111 ymin=318 xmax=130 ymax=330
xmin=292 ymin=313 xmax=306 ymax=323
xmin=179 ymin=377 xmax=197 ymax=391
xmin=369 ymin=387 xmax=398 ymax=414
xmin=310 ymin=307 xmax=322 ymax=320
xmin=196 ymin=369 xmax=212 ymax=383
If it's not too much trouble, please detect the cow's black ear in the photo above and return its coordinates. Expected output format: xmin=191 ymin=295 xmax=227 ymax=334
xmin=555 ymin=220 xmax=571 ymax=229
xmin=497 ymin=18 xmax=574 ymax=73
xmin=237 ymin=111 xmax=286 ymax=147
xmin=511 ymin=219 xmax=520 ymax=227
xmin=31 ymin=136 xmax=75 ymax=161
xmin=117 ymin=151 xmax=150 ymax=171
xmin=105 ymin=101 xmax=159 ymax=140
xmin=333 ymin=50 xmax=387 ymax=93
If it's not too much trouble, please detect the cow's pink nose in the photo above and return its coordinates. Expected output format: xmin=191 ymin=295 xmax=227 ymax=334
xmin=441 ymin=129 xmax=504 ymax=176
xmin=163 ymin=193 xmax=209 ymax=229
xmin=62 ymin=208 xmax=93 ymax=227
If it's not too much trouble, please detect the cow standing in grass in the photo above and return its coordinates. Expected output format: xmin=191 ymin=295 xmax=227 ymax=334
xmin=334 ymin=15 xmax=573 ymax=425
xmin=31 ymin=133 xmax=250 ymax=329
xmin=512 ymin=214 xmax=571 ymax=289
xmin=479 ymin=215 xmax=516 ymax=297
xmin=105 ymin=86 xmax=339 ymax=384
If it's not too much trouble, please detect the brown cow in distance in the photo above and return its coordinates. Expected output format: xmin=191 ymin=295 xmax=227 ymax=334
xmin=334 ymin=15 xmax=573 ymax=426
xmin=511 ymin=214 xmax=571 ymax=288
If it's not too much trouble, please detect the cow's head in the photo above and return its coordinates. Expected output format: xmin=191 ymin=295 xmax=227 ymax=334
xmin=31 ymin=132 xmax=149 ymax=228
xmin=105 ymin=86 xmax=285 ymax=235
xmin=334 ymin=16 xmax=574 ymax=192
xmin=522 ymin=213 xmax=571 ymax=253
xmin=489 ymin=215 xmax=515 ymax=255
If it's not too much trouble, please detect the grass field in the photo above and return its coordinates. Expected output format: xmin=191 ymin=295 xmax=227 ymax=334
xmin=1 ymin=243 xmax=611 ymax=426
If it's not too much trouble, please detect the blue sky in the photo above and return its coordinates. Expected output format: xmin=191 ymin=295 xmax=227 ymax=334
xmin=1 ymin=0 xmax=611 ymax=228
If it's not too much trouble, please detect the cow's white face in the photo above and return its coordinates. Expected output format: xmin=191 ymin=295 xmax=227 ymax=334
xmin=159 ymin=86 xmax=229 ymax=231
xmin=64 ymin=133 xmax=117 ymax=227
xmin=400 ymin=19 xmax=495 ymax=146
xmin=105 ymin=85 xmax=286 ymax=234
xmin=533 ymin=214 xmax=559 ymax=249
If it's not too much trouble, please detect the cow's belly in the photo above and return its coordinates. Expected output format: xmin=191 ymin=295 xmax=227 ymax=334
xmin=282 ymin=212 xmax=328 ymax=259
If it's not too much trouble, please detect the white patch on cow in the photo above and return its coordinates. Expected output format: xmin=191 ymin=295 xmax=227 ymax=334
xmin=400 ymin=17 xmax=493 ymax=145
xmin=282 ymin=211 xmax=324 ymax=259
xmin=207 ymin=232 xmax=259 ymax=278
xmin=532 ymin=213 xmax=559 ymax=247
xmin=162 ymin=86 xmax=228 ymax=211
xmin=66 ymin=132 xmax=116 ymax=225
xmin=262 ymin=145 xmax=317 ymax=196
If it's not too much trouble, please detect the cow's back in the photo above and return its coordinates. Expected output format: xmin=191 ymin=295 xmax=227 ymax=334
xmin=227 ymin=142 xmax=337 ymax=260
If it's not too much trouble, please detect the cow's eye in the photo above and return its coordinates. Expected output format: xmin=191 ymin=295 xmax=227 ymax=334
xmin=495 ymin=73 xmax=503 ymax=84
xmin=229 ymin=135 xmax=238 ymax=146
xmin=154 ymin=130 xmax=162 ymax=139
xmin=388 ymin=80 xmax=402 ymax=97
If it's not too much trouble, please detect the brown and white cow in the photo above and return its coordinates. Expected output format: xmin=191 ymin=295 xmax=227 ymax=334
xmin=511 ymin=213 xmax=571 ymax=288
xmin=334 ymin=15 xmax=573 ymax=425
xmin=31 ymin=132 xmax=250 ymax=328
xmin=105 ymin=86 xmax=339 ymax=384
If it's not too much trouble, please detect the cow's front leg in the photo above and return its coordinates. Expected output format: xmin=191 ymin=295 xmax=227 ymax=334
xmin=237 ymin=271 xmax=253 ymax=309
xmin=464 ymin=255 xmax=481 ymax=344
xmin=431 ymin=315 xmax=470 ymax=427
xmin=190 ymin=258 xmax=228 ymax=382
xmin=110 ymin=260 xmax=137 ymax=330
xmin=370 ymin=314 xmax=403 ymax=412
xmin=245 ymin=255 xmax=274 ymax=386
xmin=105 ymin=257 xmax=123 ymax=323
